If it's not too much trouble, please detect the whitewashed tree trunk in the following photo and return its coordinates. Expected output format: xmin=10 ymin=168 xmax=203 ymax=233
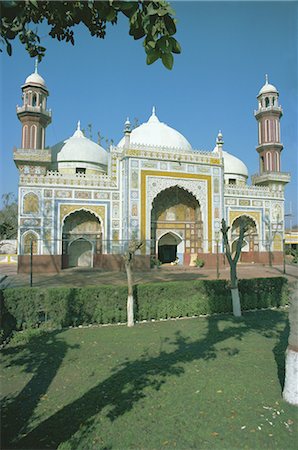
xmin=283 ymin=349 xmax=298 ymax=405
xmin=127 ymin=294 xmax=134 ymax=328
xmin=283 ymin=287 xmax=298 ymax=405
xmin=125 ymin=260 xmax=134 ymax=327
xmin=231 ymin=288 xmax=241 ymax=317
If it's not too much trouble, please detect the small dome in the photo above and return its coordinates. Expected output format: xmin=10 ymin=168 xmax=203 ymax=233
xmin=222 ymin=150 xmax=248 ymax=177
xmin=25 ymin=72 xmax=46 ymax=87
xmin=118 ymin=108 xmax=192 ymax=152
xmin=213 ymin=145 xmax=248 ymax=178
xmin=24 ymin=60 xmax=47 ymax=88
xmin=57 ymin=122 xmax=108 ymax=167
xmin=258 ymin=75 xmax=278 ymax=96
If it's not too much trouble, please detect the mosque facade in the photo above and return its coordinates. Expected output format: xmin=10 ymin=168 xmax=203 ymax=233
xmin=14 ymin=66 xmax=290 ymax=272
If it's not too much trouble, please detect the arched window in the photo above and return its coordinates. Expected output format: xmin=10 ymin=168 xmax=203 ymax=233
xmin=23 ymin=231 xmax=39 ymax=255
xmin=260 ymin=156 xmax=265 ymax=173
xmin=23 ymin=192 xmax=39 ymax=214
xmin=30 ymin=124 xmax=37 ymax=149
xmin=272 ymin=96 xmax=275 ymax=106
xmin=275 ymin=120 xmax=279 ymax=142
xmin=275 ymin=152 xmax=280 ymax=171
xmin=258 ymin=122 xmax=261 ymax=144
xmin=22 ymin=125 xmax=28 ymax=148
xmin=32 ymin=93 xmax=37 ymax=107
xmin=265 ymin=97 xmax=270 ymax=107
xmin=266 ymin=152 xmax=272 ymax=171
xmin=265 ymin=119 xmax=270 ymax=142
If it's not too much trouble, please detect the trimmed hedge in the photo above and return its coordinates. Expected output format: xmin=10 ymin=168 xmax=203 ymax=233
xmin=0 ymin=277 xmax=288 ymax=340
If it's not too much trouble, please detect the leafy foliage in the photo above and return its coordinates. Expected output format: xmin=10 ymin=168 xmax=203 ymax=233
xmin=0 ymin=1 xmax=181 ymax=69
xmin=0 ymin=193 xmax=18 ymax=239
xmin=0 ymin=277 xmax=288 ymax=341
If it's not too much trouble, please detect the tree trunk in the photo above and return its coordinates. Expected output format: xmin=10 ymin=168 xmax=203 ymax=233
xmin=283 ymin=347 xmax=298 ymax=405
xmin=283 ymin=293 xmax=298 ymax=405
xmin=230 ymin=264 xmax=241 ymax=317
xmin=125 ymin=261 xmax=134 ymax=327
xmin=231 ymin=288 xmax=241 ymax=317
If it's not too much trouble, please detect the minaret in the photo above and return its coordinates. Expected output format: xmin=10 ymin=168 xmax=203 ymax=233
xmin=17 ymin=60 xmax=51 ymax=150
xmin=252 ymin=75 xmax=290 ymax=188
xmin=14 ymin=61 xmax=52 ymax=175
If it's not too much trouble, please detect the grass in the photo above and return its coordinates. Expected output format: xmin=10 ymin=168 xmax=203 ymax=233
xmin=1 ymin=310 xmax=297 ymax=449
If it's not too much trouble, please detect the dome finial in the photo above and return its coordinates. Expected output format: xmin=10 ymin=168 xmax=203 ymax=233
xmin=77 ymin=120 xmax=81 ymax=131
xmin=265 ymin=74 xmax=269 ymax=84
xmin=35 ymin=58 xmax=38 ymax=74
xmin=152 ymin=106 xmax=156 ymax=116
xmin=216 ymin=130 xmax=224 ymax=146
xmin=124 ymin=117 xmax=131 ymax=133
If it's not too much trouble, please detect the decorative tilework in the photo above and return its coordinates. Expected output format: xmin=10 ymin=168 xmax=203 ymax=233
xmin=131 ymin=190 xmax=138 ymax=199
xmin=75 ymin=191 xmax=91 ymax=199
xmin=239 ymin=199 xmax=251 ymax=206
xmin=55 ymin=190 xmax=72 ymax=198
xmin=94 ymin=192 xmax=110 ymax=199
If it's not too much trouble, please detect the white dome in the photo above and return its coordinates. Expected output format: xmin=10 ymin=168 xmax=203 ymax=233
xmin=222 ymin=150 xmax=248 ymax=177
xmin=25 ymin=71 xmax=46 ymax=87
xmin=57 ymin=122 xmax=108 ymax=167
xmin=213 ymin=145 xmax=248 ymax=178
xmin=118 ymin=108 xmax=192 ymax=152
xmin=258 ymin=75 xmax=278 ymax=96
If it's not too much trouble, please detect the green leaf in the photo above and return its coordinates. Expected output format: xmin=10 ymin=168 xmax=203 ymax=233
xmin=161 ymin=52 xmax=173 ymax=70
xmin=168 ymin=37 xmax=181 ymax=54
xmin=164 ymin=15 xmax=176 ymax=36
xmin=146 ymin=49 xmax=159 ymax=65
xmin=6 ymin=41 xmax=12 ymax=56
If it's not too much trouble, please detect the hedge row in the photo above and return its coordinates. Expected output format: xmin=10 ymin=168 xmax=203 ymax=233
xmin=0 ymin=277 xmax=288 ymax=340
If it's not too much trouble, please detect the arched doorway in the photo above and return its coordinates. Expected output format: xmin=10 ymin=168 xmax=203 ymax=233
xmin=68 ymin=238 xmax=93 ymax=267
xmin=158 ymin=232 xmax=182 ymax=264
xmin=62 ymin=209 xmax=102 ymax=267
xmin=151 ymin=186 xmax=203 ymax=264
xmin=231 ymin=215 xmax=259 ymax=254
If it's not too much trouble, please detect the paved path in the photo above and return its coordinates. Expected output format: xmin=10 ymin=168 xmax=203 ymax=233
xmin=0 ymin=263 xmax=297 ymax=289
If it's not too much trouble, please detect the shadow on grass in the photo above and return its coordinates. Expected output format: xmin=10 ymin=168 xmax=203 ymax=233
xmin=1 ymin=310 xmax=289 ymax=449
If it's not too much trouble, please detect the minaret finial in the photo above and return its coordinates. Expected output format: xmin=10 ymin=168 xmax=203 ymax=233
xmin=265 ymin=74 xmax=268 ymax=84
xmin=152 ymin=106 xmax=156 ymax=116
xmin=77 ymin=120 xmax=81 ymax=131
xmin=35 ymin=58 xmax=38 ymax=74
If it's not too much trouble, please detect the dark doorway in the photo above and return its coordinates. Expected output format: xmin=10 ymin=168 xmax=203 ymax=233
xmin=158 ymin=244 xmax=177 ymax=263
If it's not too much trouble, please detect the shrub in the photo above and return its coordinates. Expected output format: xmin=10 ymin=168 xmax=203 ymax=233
xmin=194 ymin=258 xmax=205 ymax=268
xmin=0 ymin=277 xmax=288 ymax=337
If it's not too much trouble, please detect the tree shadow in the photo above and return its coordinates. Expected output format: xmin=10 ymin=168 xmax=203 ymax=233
xmin=1 ymin=309 xmax=288 ymax=449
xmin=1 ymin=330 xmax=79 ymax=449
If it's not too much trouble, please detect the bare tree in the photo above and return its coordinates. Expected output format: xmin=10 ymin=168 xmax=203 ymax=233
xmin=123 ymin=240 xmax=143 ymax=327
xmin=221 ymin=218 xmax=249 ymax=317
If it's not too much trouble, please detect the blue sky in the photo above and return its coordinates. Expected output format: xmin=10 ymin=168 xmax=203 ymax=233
xmin=1 ymin=1 xmax=297 ymax=225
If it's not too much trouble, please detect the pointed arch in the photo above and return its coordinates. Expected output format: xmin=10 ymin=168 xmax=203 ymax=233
xmin=22 ymin=230 xmax=39 ymax=255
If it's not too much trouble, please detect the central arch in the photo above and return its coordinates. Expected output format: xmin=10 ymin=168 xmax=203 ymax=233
xmin=151 ymin=186 xmax=203 ymax=264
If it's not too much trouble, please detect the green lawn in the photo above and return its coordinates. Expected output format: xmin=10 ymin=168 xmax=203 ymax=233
xmin=1 ymin=310 xmax=297 ymax=449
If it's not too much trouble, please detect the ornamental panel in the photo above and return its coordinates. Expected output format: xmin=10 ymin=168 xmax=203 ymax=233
xmin=59 ymin=204 xmax=105 ymax=225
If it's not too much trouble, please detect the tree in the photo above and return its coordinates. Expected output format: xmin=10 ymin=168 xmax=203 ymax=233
xmin=0 ymin=1 xmax=181 ymax=70
xmin=283 ymin=288 xmax=298 ymax=405
xmin=0 ymin=193 xmax=18 ymax=240
xmin=221 ymin=217 xmax=249 ymax=317
xmin=122 ymin=239 xmax=143 ymax=327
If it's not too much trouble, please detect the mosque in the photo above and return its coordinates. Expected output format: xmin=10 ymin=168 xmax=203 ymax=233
xmin=14 ymin=64 xmax=290 ymax=272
